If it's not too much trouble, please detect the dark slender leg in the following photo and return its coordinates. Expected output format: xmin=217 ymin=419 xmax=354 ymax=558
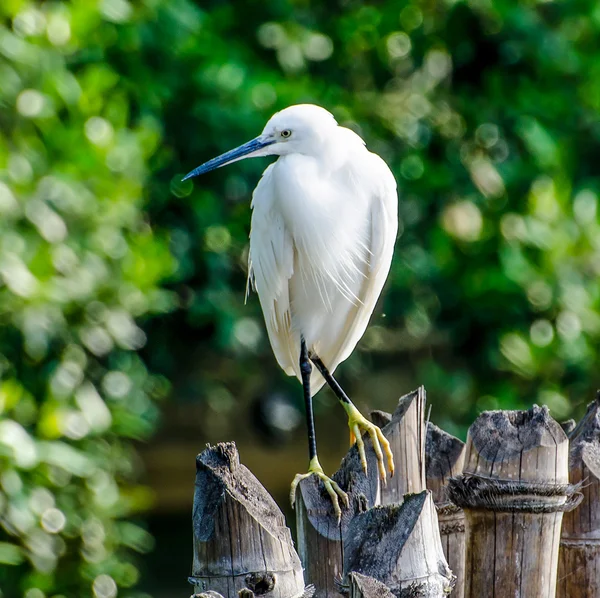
xmin=300 ymin=337 xmax=317 ymax=462
xmin=309 ymin=351 xmax=395 ymax=480
xmin=309 ymin=353 xmax=354 ymax=408
xmin=291 ymin=340 xmax=349 ymax=520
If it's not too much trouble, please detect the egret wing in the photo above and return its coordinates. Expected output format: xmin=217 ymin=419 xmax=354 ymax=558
xmin=247 ymin=165 xmax=298 ymax=377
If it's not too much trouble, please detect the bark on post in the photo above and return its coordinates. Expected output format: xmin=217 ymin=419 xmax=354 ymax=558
xmin=448 ymin=406 xmax=583 ymax=598
xmin=295 ymin=438 xmax=381 ymax=598
xmin=558 ymin=393 xmax=600 ymax=598
xmin=346 ymin=573 xmax=394 ymax=598
xmin=426 ymin=423 xmax=466 ymax=598
xmin=190 ymin=442 xmax=307 ymax=598
xmin=341 ymin=491 xmax=455 ymax=596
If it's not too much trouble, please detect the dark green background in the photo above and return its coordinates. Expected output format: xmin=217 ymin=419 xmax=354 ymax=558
xmin=1 ymin=0 xmax=599 ymax=595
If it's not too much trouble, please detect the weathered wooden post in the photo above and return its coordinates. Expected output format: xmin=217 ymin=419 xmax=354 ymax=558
xmin=341 ymin=491 xmax=455 ymax=596
xmin=190 ymin=442 xmax=309 ymax=598
xmin=558 ymin=392 xmax=600 ymax=598
xmin=295 ymin=437 xmax=381 ymax=598
xmin=426 ymin=423 xmax=466 ymax=598
xmin=448 ymin=406 xmax=582 ymax=598
xmin=372 ymin=386 xmax=427 ymax=505
xmin=296 ymin=387 xmax=427 ymax=597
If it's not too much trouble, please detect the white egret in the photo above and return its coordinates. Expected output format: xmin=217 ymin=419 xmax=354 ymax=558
xmin=184 ymin=104 xmax=398 ymax=520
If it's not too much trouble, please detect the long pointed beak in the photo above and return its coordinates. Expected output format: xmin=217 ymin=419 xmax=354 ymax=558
xmin=182 ymin=136 xmax=276 ymax=181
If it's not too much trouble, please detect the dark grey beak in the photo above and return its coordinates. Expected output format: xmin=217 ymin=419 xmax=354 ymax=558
xmin=182 ymin=136 xmax=276 ymax=181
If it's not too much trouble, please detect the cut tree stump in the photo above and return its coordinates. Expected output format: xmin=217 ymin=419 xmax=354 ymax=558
xmin=190 ymin=442 xmax=308 ymax=598
xmin=342 ymin=490 xmax=455 ymax=596
xmin=558 ymin=392 xmax=600 ymax=598
xmin=448 ymin=406 xmax=583 ymax=598
xmin=295 ymin=434 xmax=381 ymax=598
xmin=426 ymin=422 xmax=466 ymax=598
xmin=295 ymin=387 xmax=427 ymax=597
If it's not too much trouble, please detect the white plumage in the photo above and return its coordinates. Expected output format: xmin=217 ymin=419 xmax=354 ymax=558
xmin=183 ymin=104 xmax=398 ymax=513
xmin=247 ymin=108 xmax=397 ymax=394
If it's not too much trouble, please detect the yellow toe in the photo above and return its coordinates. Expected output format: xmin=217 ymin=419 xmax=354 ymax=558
xmin=345 ymin=404 xmax=394 ymax=481
xmin=290 ymin=456 xmax=349 ymax=523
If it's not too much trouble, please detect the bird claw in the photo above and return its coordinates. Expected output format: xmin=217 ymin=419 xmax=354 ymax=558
xmin=347 ymin=405 xmax=394 ymax=483
xmin=290 ymin=457 xmax=349 ymax=524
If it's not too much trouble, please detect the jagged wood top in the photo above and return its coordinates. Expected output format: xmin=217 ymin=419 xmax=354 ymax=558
xmin=468 ymin=405 xmax=567 ymax=462
xmin=193 ymin=442 xmax=287 ymax=542
xmin=425 ymin=422 xmax=465 ymax=480
xmin=568 ymin=392 xmax=600 ymax=478
xmin=343 ymin=492 xmax=427 ymax=578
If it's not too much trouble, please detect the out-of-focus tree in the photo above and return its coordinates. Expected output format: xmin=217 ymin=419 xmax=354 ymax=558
xmin=0 ymin=1 xmax=175 ymax=596
xmin=1 ymin=0 xmax=600 ymax=595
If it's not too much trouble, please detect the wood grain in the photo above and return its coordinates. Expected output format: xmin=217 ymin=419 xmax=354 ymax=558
xmin=448 ymin=406 xmax=573 ymax=598
xmin=426 ymin=422 xmax=466 ymax=598
xmin=342 ymin=491 xmax=455 ymax=596
xmin=191 ymin=442 xmax=306 ymax=597
xmin=558 ymin=394 xmax=600 ymax=598
xmin=347 ymin=572 xmax=395 ymax=598
xmin=295 ymin=433 xmax=381 ymax=598
xmin=379 ymin=386 xmax=427 ymax=505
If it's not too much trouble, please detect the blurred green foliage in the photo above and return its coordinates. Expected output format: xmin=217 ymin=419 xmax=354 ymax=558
xmin=1 ymin=0 xmax=600 ymax=595
xmin=0 ymin=0 xmax=174 ymax=595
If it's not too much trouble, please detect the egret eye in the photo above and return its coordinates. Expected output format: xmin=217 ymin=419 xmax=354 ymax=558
xmin=281 ymin=129 xmax=292 ymax=139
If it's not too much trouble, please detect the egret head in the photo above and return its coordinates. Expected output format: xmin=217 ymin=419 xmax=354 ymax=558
xmin=182 ymin=104 xmax=337 ymax=181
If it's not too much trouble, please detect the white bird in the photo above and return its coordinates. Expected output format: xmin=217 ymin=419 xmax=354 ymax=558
xmin=184 ymin=104 xmax=398 ymax=520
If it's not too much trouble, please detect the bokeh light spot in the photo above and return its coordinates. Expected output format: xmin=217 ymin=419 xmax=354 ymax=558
xmin=47 ymin=15 xmax=71 ymax=46
xmin=205 ymin=225 xmax=231 ymax=253
xmin=442 ymin=201 xmax=483 ymax=242
xmin=16 ymin=89 xmax=44 ymax=117
xmin=41 ymin=508 xmax=66 ymax=533
xmin=85 ymin=117 xmax=114 ymax=146
xmin=100 ymin=0 xmax=132 ymax=23
xmin=386 ymin=32 xmax=411 ymax=58
xmin=530 ymin=319 xmax=554 ymax=347
xmin=93 ymin=574 xmax=117 ymax=598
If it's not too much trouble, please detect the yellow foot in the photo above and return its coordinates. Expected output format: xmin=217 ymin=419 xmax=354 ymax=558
xmin=346 ymin=403 xmax=394 ymax=482
xmin=290 ymin=456 xmax=349 ymax=523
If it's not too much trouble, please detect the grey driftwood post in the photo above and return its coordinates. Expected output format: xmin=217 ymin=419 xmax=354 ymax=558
xmin=448 ymin=406 xmax=582 ymax=598
xmin=342 ymin=491 xmax=455 ymax=596
xmin=426 ymin=423 xmax=466 ymax=598
xmin=558 ymin=393 xmax=600 ymax=598
xmin=190 ymin=442 xmax=308 ymax=598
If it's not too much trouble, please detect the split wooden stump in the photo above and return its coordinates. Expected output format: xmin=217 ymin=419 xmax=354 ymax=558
xmin=371 ymin=385 xmax=427 ymax=505
xmin=190 ymin=442 xmax=310 ymax=598
xmin=295 ymin=387 xmax=428 ymax=597
xmin=558 ymin=392 xmax=600 ymax=598
xmin=188 ymin=390 xmax=600 ymax=598
xmin=448 ymin=405 xmax=583 ymax=598
xmin=294 ymin=436 xmax=381 ymax=598
xmin=341 ymin=491 xmax=455 ymax=596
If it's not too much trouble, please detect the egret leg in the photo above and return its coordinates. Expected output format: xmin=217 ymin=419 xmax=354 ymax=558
xmin=290 ymin=338 xmax=348 ymax=522
xmin=309 ymin=354 xmax=394 ymax=481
